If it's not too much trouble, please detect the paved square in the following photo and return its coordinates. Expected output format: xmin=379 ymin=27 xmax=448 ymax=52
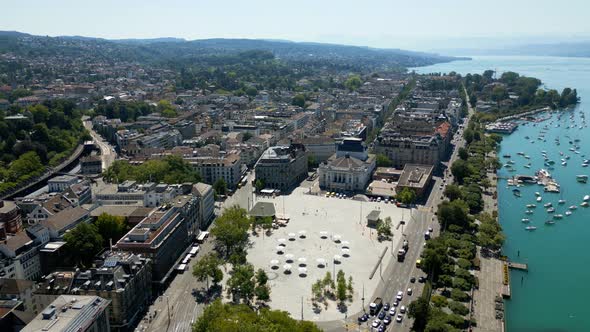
xmin=246 ymin=187 xmax=407 ymax=321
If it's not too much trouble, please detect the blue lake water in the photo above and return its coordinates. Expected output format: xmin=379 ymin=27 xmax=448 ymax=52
xmin=412 ymin=56 xmax=590 ymax=332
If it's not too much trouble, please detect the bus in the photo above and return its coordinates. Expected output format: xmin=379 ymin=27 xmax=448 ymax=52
xmin=189 ymin=246 xmax=200 ymax=257
xmin=181 ymin=254 xmax=192 ymax=265
xmin=176 ymin=264 xmax=187 ymax=273
xmin=196 ymin=231 xmax=209 ymax=243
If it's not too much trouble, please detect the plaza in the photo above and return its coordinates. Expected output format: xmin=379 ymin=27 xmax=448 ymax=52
xmin=246 ymin=187 xmax=409 ymax=321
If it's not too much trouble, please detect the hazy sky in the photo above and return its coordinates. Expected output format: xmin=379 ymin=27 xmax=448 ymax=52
xmin=2 ymin=0 xmax=589 ymax=51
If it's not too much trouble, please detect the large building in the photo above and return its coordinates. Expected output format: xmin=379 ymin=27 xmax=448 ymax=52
xmin=192 ymin=183 xmax=215 ymax=230
xmin=187 ymin=153 xmax=242 ymax=189
xmin=34 ymin=251 xmax=152 ymax=331
xmin=255 ymin=144 xmax=307 ymax=192
xmin=396 ymin=164 xmax=434 ymax=199
xmin=318 ymin=138 xmax=376 ymax=192
xmin=0 ymin=201 xmax=23 ymax=234
xmin=114 ymin=204 xmax=190 ymax=286
xmin=23 ymin=295 xmax=110 ymax=332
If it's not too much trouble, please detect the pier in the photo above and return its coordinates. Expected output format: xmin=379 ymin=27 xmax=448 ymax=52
xmin=507 ymin=261 xmax=528 ymax=271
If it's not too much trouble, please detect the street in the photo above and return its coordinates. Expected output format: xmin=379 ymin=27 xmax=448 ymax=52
xmin=83 ymin=119 xmax=117 ymax=171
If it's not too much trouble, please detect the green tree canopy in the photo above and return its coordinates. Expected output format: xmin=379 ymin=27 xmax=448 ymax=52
xmin=397 ymin=187 xmax=417 ymax=205
xmin=94 ymin=213 xmax=127 ymax=246
xmin=213 ymin=178 xmax=228 ymax=195
xmin=210 ymin=206 xmax=252 ymax=257
xmin=344 ymin=75 xmax=362 ymax=91
xmin=193 ymin=253 xmax=224 ymax=290
xmin=292 ymin=94 xmax=306 ymax=108
xmin=64 ymin=223 xmax=103 ymax=267
xmin=376 ymin=154 xmax=393 ymax=167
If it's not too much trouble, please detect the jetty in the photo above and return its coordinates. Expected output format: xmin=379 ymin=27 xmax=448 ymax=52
xmin=507 ymin=261 xmax=528 ymax=271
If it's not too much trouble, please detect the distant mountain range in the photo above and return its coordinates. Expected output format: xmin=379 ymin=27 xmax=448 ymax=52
xmin=436 ymin=41 xmax=590 ymax=58
xmin=0 ymin=30 xmax=467 ymax=69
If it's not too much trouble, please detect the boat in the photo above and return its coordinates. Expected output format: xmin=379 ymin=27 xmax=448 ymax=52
xmin=584 ymin=195 xmax=590 ymax=201
xmin=513 ymin=189 xmax=521 ymax=197
xmin=524 ymin=165 xmax=531 ymax=169
xmin=565 ymin=211 xmax=573 ymax=216
xmin=525 ymin=226 xmax=537 ymax=231
xmin=525 ymin=210 xmax=534 ymax=214
xmin=536 ymin=196 xmax=542 ymax=202
xmin=526 ymin=204 xmax=536 ymax=208
xmin=569 ymin=205 xmax=577 ymax=210
xmin=547 ymin=160 xmax=555 ymax=165
xmin=544 ymin=202 xmax=553 ymax=208
xmin=521 ymin=218 xmax=530 ymax=223
xmin=582 ymin=202 xmax=589 ymax=207
xmin=576 ymin=175 xmax=588 ymax=183
xmin=558 ymin=199 xmax=566 ymax=204
xmin=503 ymin=154 xmax=511 ymax=158
xmin=553 ymin=214 xmax=564 ymax=219
xmin=546 ymin=207 xmax=555 ymax=213
xmin=535 ymin=192 xmax=541 ymax=196
xmin=545 ymin=220 xmax=556 ymax=225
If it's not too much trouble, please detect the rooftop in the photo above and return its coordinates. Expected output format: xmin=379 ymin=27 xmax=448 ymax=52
xmin=249 ymin=202 xmax=276 ymax=218
xmin=397 ymin=164 xmax=434 ymax=189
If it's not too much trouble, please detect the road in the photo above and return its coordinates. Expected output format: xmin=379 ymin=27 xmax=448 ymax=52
xmin=83 ymin=119 xmax=117 ymax=171
xmin=320 ymin=105 xmax=474 ymax=331
xmin=134 ymin=172 xmax=255 ymax=332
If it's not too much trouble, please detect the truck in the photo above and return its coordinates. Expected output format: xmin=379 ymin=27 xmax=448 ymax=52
xmin=397 ymin=249 xmax=406 ymax=262
xmin=402 ymin=240 xmax=409 ymax=251
xmin=369 ymin=297 xmax=383 ymax=315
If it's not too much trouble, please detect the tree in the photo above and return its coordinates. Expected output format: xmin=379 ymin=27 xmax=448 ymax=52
xmin=213 ymin=178 xmax=227 ymax=196
xmin=376 ymin=154 xmax=393 ymax=167
xmin=64 ymin=223 xmax=103 ymax=267
xmin=443 ymin=184 xmax=463 ymax=201
xmin=437 ymin=200 xmax=470 ymax=230
xmin=307 ymin=155 xmax=317 ymax=169
xmin=292 ymin=94 xmax=306 ymax=108
xmin=397 ymin=187 xmax=417 ymax=205
xmin=322 ymin=272 xmax=335 ymax=295
xmin=336 ymin=270 xmax=347 ymax=303
xmin=409 ymin=296 xmax=430 ymax=331
xmin=344 ymin=75 xmax=362 ymax=91
xmin=192 ymin=253 xmax=224 ymax=291
xmin=193 ymin=299 xmax=322 ymax=332
xmin=451 ymin=159 xmax=470 ymax=184
xmin=377 ymin=217 xmax=393 ymax=240
xmin=242 ymin=132 xmax=253 ymax=142
xmin=94 ymin=213 xmax=127 ymax=246
xmin=227 ymin=264 xmax=256 ymax=304
xmin=210 ymin=206 xmax=252 ymax=257
xmin=347 ymin=276 xmax=354 ymax=301
xmin=458 ymin=147 xmax=468 ymax=160
xmin=254 ymin=179 xmax=265 ymax=192
xmin=245 ymin=86 xmax=258 ymax=97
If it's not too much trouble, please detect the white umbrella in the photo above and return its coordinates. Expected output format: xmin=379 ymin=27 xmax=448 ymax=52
xmin=341 ymin=248 xmax=350 ymax=256
xmin=283 ymin=264 xmax=292 ymax=270
xmin=319 ymin=231 xmax=328 ymax=238
xmin=270 ymin=259 xmax=279 ymax=266
xmin=298 ymin=230 xmax=307 ymax=237
xmin=298 ymin=257 xmax=307 ymax=265
xmin=333 ymin=255 xmax=342 ymax=261
xmin=285 ymin=254 xmax=294 ymax=261
xmin=278 ymin=243 xmax=286 ymax=247
xmin=277 ymin=238 xmax=287 ymax=243
xmin=333 ymin=234 xmax=342 ymax=242
xmin=316 ymin=258 xmax=326 ymax=265
xmin=341 ymin=240 xmax=350 ymax=246
xmin=276 ymin=246 xmax=284 ymax=252
xmin=288 ymin=232 xmax=296 ymax=238
xmin=298 ymin=267 xmax=307 ymax=274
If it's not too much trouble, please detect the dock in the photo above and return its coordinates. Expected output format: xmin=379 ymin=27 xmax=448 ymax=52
xmin=507 ymin=262 xmax=528 ymax=271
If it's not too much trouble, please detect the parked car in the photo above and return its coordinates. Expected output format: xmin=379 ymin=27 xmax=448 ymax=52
xmin=383 ymin=315 xmax=391 ymax=325
xmin=378 ymin=311 xmax=386 ymax=320
xmin=410 ymin=277 xmax=416 ymax=283
xmin=383 ymin=303 xmax=390 ymax=311
xmin=407 ymin=288 xmax=413 ymax=296
xmin=400 ymin=306 xmax=407 ymax=314
xmin=396 ymin=314 xmax=403 ymax=323
xmin=418 ymin=276 xmax=426 ymax=283
xmin=396 ymin=291 xmax=403 ymax=301
xmin=393 ymin=300 xmax=399 ymax=307
xmin=372 ymin=319 xmax=381 ymax=328
xmin=389 ymin=307 xmax=396 ymax=316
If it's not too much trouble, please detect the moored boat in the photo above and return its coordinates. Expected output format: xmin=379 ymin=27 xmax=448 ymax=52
xmin=576 ymin=175 xmax=588 ymax=183
xmin=545 ymin=220 xmax=556 ymax=225
xmin=525 ymin=226 xmax=537 ymax=231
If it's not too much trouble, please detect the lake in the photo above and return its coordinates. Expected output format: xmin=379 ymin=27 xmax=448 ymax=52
xmin=413 ymin=56 xmax=590 ymax=332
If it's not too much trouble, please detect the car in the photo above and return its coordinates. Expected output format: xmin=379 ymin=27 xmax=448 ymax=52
xmin=393 ymin=300 xmax=399 ymax=307
xmin=358 ymin=313 xmax=369 ymax=323
xmin=400 ymin=306 xmax=407 ymax=314
xmin=371 ymin=319 xmax=381 ymax=328
xmin=377 ymin=326 xmax=385 ymax=332
xmin=383 ymin=315 xmax=391 ymax=325
xmin=396 ymin=314 xmax=403 ymax=323
xmin=428 ymin=226 xmax=434 ymax=233
xmin=389 ymin=307 xmax=396 ymax=316
xmin=378 ymin=311 xmax=386 ymax=320
xmin=396 ymin=291 xmax=403 ymax=301
xmin=383 ymin=302 xmax=390 ymax=311
xmin=410 ymin=277 xmax=416 ymax=283
xmin=418 ymin=276 xmax=426 ymax=283
xmin=407 ymin=288 xmax=413 ymax=296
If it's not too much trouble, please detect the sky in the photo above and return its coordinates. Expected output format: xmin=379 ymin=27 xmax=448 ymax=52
xmin=2 ymin=0 xmax=590 ymax=51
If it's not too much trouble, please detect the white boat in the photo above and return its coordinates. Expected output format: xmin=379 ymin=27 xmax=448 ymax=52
xmin=525 ymin=226 xmax=537 ymax=231
xmin=521 ymin=218 xmax=530 ymax=223
xmin=584 ymin=195 xmax=590 ymax=201
xmin=535 ymin=192 xmax=541 ymax=196
xmin=545 ymin=220 xmax=556 ymax=225
xmin=553 ymin=214 xmax=564 ymax=219
xmin=569 ymin=205 xmax=577 ymax=210
xmin=536 ymin=196 xmax=542 ymax=202
xmin=565 ymin=211 xmax=573 ymax=216
xmin=577 ymin=175 xmax=588 ymax=183
xmin=526 ymin=204 xmax=536 ymax=208
xmin=546 ymin=207 xmax=555 ymax=213
xmin=582 ymin=202 xmax=589 ymax=207
xmin=558 ymin=199 xmax=566 ymax=204
xmin=544 ymin=202 xmax=553 ymax=208
xmin=525 ymin=210 xmax=534 ymax=214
